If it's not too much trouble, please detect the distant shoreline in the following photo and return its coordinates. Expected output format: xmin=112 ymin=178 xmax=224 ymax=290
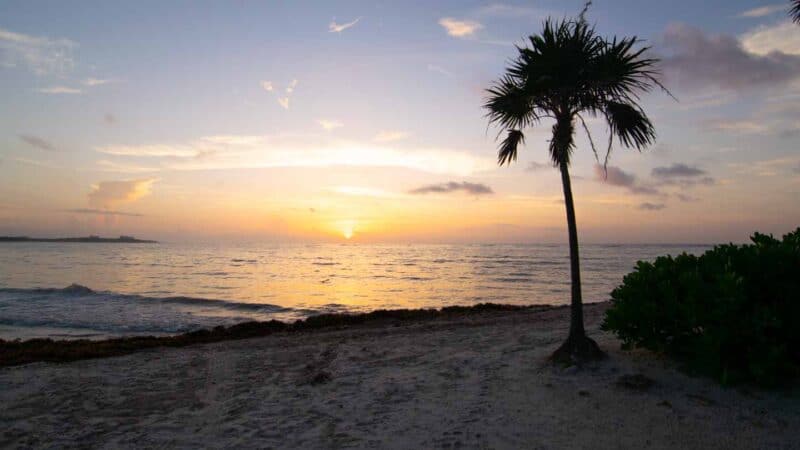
xmin=0 ymin=236 xmax=157 ymax=244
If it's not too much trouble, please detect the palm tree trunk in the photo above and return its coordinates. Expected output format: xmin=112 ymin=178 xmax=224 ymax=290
xmin=559 ymin=163 xmax=585 ymax=338
xmin=550 ymin=163 xmax=605 ymax=364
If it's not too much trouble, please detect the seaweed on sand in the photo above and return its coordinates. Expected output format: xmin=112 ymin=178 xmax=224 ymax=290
xmin=0 ymin=303 xmax=536 ymax=367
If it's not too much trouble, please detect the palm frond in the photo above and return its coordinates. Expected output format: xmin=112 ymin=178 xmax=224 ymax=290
xmin=576 ymin=113 xmax=600 ymax=163
xmin=484 ymin=75 xmax=538 ymax=129
xmin=516 ymin=19 xmax=604 ymax=104
xmin=586 ymin=36 xmax=663 ymax=104
xmin=792 ymin=0 xmax=800 ymax=23
xmin=604 ymin=101 xmax=655 ymax=150
xmin=498 ymin=129 xmax=525 ymax=166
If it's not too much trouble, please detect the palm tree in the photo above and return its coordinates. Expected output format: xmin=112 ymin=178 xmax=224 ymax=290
xmin=484 ymin=14 xmax=665 ymax=364
xmin=791 ymin=0 xmax=800 ymax=23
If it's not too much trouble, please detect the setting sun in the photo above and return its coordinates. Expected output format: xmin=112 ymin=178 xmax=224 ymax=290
xmin=338 ymin=220 xmax=356 ymax=240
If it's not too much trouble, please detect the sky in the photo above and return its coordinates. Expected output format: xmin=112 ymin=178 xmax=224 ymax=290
xmin=1 ymin=0 xmax=799 ymax=243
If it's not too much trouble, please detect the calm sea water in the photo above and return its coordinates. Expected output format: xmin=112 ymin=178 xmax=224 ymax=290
xmin=0 ymin=242 xmax=710 ymax=339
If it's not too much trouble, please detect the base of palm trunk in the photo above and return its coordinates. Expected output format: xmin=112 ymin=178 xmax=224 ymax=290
xmin=550 ymin=333 xmax=606 ymax=365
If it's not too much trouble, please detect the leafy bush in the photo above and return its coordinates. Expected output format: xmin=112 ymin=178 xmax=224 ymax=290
xmin=602 ymin=228 xmax=800 ymax=386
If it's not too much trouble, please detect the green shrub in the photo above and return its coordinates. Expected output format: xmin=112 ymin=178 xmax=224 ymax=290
xmin=602 ymin=228 xmax=800 ymax=386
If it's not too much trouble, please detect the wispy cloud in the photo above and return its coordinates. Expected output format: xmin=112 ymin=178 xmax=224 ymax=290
xmin=427 ymin=64 xmax=454 ymax=77
xmin=262 ymin=79 xmax=298 ymax=109
xmin=286 ymin=79 xmax=297 ymax=94
xmin=83 ymin=77 xmax=114 ymax=86
xmin=317 ymin=119 xmax=343 ymax=131
xmin=331 ymin=186 xmax=398 ymax=198
xmin=737 ymin=4 xmax=786 ymax=18
xmin=87 ymin=179 xmax=156 ymax=209
xmin=438 ymin=18 xmax=483 ymax=37
xmin=64 ymin=208 xmax=144 ymax=217
xmin=475 ymin=3 xmax=546 ymax=18
xmin=374 ymin=131 xmax=409 ymax=142
xmin=18 ymin=134 xmax=56 ymax=151
xmin=329 ymin=17 xmax=361 ymax=33
xmin=13 ymin=156 xmax=58 ymax=169
xmin=95 ymin=160 xmax=160 ymax=173
xmin=703 ymin=118 xmax=768 ymax=134
xmin=95 ymin=134 xmax=493 ymax=176
xmin=0 ymin=27 xmax=76 ymax=75
xmin=97 ymin=144 xmax=200 ymax=158
xmin=526 ymin=161 xmax=551 ymax=172
xmin=729 ymin=156 xmax=800 ymax=177
xmin=409 ymin=181 xmax=493 ymax=196
xmin=741 ymin=20 xmax=800 ymax=56
xmin=36 ymin=86 xmax=82 ymax=94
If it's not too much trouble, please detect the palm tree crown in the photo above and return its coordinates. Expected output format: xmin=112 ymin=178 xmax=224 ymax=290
xmin=485 ymin=18 xmax=662 ymax=168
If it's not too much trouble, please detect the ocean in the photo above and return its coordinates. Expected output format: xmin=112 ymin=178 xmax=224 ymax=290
xmin=0 ymin=242 xmax=711 ymax=340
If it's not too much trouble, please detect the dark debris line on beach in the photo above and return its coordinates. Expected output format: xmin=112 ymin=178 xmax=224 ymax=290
xmin=0 ymin=303 xmax=544 ymax=368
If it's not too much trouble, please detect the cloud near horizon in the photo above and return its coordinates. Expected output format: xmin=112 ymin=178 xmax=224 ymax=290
xmin=87 ymin=179 xmax=156 ymax=209
xmin=19 ymin=134 xmax=56 ymax=151
xmin=64 ymin=208 xmax=144 ymax=217
xmin=651 ymin=163 xmax=707 ymax=178
xmin=593 ymin=165 xmax=660 ymax=195
xmin=409 ymin=181 xmax=493 ymax=196
xmin=638 ymin=202 xmax=667 ymax=211
xmin=438 ymin=18 xmax=483 ymax=37
xmin=651 ymin=163 xmax=714 ymax=189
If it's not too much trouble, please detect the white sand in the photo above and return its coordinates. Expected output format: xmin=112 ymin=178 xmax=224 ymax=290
xmin=1 ymin=303 xmax=798 ymax=449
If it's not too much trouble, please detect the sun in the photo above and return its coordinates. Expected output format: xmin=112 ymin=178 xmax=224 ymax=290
xmin=338 ymin=220 xmax=356 ymax=240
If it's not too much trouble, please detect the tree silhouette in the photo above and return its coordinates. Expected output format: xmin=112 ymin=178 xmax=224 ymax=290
xmin=791 ymin=0 xmax=800 ymax=23
xmin=484 ymin=10 xmax=666 ymax=364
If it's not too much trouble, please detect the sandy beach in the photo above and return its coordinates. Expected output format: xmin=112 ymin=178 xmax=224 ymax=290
xmin=1 ymin=302 xmax=798 ymax=449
